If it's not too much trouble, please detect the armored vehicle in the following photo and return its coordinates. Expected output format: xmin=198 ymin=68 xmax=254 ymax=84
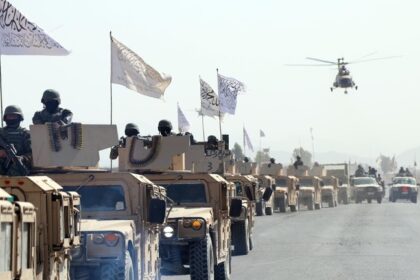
xmin=272 ymin=175 xmax=299 ymax=212
xmin=118 ymin=134 xmax=241 ymax=279
xmin=30 ymin=124 xmax=167 ymax=280
xmin=351 ymin=177 xmax=383 ymax=204
xmin=389 ymin=176 xmax=418 ymax=203
xmin=0 ymin=188 xmax=37 ymax=280
xmin=320 ymin=176 xmax=339 ymax=208
xmin=146 ymin=172 xmax=239 ymax=280
xmin=324 ymin=163 xmax=351 ymax=204
xmin=260 ymin=162 xmax=299 ymax=212
xmin=255 ymin=175 xmax=275 ymax=215
xmin=1 ymin=176 xmax=79 ymax=280
xmin=296 ymin=176 xmax=322 ymax=210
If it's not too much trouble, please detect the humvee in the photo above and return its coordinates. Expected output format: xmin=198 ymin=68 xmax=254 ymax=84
xmin=118 ymin=134 xmax=242 ymax=279
xmin=1 ymin=176 xmax=80 ymax=280
xmin=320 ymin=176 xmax=339 ymax=208
xmin=260 ymin=162 xmax=299 ymax=213
xmin=287 ymin=165 xmax=321 ymax=210
xmin=324 ymin=163 xmax=350 ymax=204
xmin=30 ymin=124 xmax=167 ymax=280
xmin=351 ymin=176 xmax=383 ymax=204
xmin=0 ymin=188 xmax=36 ymax=280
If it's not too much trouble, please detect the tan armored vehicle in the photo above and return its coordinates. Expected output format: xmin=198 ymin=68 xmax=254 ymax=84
xmin=236 ymin=160 xmax=274 ymax=216
xmin=146 ymin=172 xmax=239 ymax=280
xmin=1 ymin=176 xmax=80 ymax=280
xmin=30 ymin=124 xmax=167 ymax=280
xmin=0 ymin=188 xmax=37 ymax=280
xmin=260 ymin=162 xmax=299 ymax=212
xmin=324 ymin=163 xmax=351 ymax=204
xmin=118 ymin=134 xmax=241 ymax=279
xmin=320 ymin=176 xmax=339 ymax=208
xmin=288 ymin=165 xmax=322 ymax=210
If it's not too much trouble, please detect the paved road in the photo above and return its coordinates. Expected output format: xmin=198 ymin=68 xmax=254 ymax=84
xmin=163 ymin=200 xmax=420 ymax=280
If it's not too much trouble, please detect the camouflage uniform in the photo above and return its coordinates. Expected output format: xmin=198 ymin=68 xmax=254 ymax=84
xmin=0 ymin=106 xmax=32 ymax=176
xmin=32 ymin=89 xmax=73 ymax=125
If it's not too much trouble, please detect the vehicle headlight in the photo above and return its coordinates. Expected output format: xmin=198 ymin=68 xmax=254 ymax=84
xmin=163 ymin=226 xmax=174 ymax=238
xmin=91 ymin=233 xmax=121 ymax=247
xmin=182 ymin=219 xmax=204 ymax=231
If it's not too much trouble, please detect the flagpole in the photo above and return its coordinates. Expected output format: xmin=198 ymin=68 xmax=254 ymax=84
xmin=216 ymin=68 xmax=222 ymax=139
xmin=243 ymin=126 xmax=246 ymax=157
xmin=201 ymin=113 xmax=206 ymax=141
xmin=0 ymin=54 xmax=3 ymax=128
xmin=109 ymin=31 xmax=113 ymax=171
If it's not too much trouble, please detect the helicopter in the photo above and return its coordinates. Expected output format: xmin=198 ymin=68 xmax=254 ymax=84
xmin=288 ymin=55 xmax=399 ymax=94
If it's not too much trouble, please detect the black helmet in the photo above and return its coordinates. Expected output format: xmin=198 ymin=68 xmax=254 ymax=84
xmin=41 ymin=89 xmax=61 ymax=104
xmin=207 ymin=135 xmax=218 ymax=144
xmin=244 ymin=157 xmax=250 ymax=163
xmin=3 ymin=105 xmax=23 ymax=121
xmin=270 ymin=158 xmax=275 ymax=164
xmin=158 ymin=119 xmax=172 ymax=136
xmin=125 ymin=123 xmax=139 ymax=137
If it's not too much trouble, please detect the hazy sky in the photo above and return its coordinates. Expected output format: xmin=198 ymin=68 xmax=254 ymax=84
xmin=4 ymin=0 xmax=420 ymax=164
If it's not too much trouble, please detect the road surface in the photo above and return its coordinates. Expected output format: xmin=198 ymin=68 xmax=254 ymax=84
xmin=163 ymin=200 xmax=420 ymax=279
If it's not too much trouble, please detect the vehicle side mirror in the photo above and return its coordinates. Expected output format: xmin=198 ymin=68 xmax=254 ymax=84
xmin=245 ymin=186 xmax=254 ymax=201
xmin=148 ymin=198 xmax=166 ymax=224
xmin=296 ymin=184 xmax=300 ymax=191
xmin=262 ymin=187 xmax=273 ymax=202
xmin=230 ymin=198 xmax=242 ymax=218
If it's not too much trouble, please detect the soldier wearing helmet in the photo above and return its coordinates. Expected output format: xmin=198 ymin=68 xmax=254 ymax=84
xmin=110 ymin=123 xmax=140 ymax=160
xmin=0 ymin=105 xmax=32 ymax=175
xmin=158 ymin=119 xmax=174 ymax=137
xmin=32 ymin=89 xmax=73 ymax=125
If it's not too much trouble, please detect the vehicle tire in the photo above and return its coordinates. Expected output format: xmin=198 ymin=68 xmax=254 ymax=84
xmin=255 ymin=201 xmax=264 ymax=216
xmin=249 ymin=234 xmax=254 ymax=251
xmin=101 ymin=251 xmax=135 ymax=280
xmin=290 ymin=204 xmax=297 ymax=212
xmin=328 ymin=197 xmax=334 ymax=208
xmin=315 ymin=203 xmax=321 ymax=210
xmin=388 ymin=193 xmax=392 ymax=202
xmin=265 ymin=206 xmax=273 ymax=215
xmin=190 ymin=234 xmax=214 ymax=280
xmin=367 ymin=198 xmax=372 ymax=204
xmin=411 ymin=195 xmax=418 ymax=203
xmin=278 ymin=197 xmax=286 ymax=213
xmin=214 ymin=243 xmax=231 ymax=280
xmin=231 ymin=219 xmax=249 ymax=256
xmin=377 ymin=197 xmax=382 ymax=204
xmin=308 ymin=196 xmax=315 ymax=211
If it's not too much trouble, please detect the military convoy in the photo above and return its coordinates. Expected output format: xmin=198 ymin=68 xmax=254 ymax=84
xmin=389 ymin=176 xmax=418 ymax=203
xmin=320 ymin=176 xmax=339 ymax=208
xmin=351 ymin=176 xmax=383 ymax=204
xmin=324 ymin=163 xmax=351 ymax=204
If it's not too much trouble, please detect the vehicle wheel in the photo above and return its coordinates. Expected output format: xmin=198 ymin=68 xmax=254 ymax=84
xmin=367 ymin=198 xmax=372 ymax=204
xmin=377 ymin=197 xmax=382 ymax=204
xmin=411 ymin=195 xmax=418 ymax=203
xmin=388 ymin=194 xmax=392 ymax=202
xmin=343 ymin=195 xmax=348 ymax=205
xmin=255 ymin=201 xmax=264 ymax=216
xmin=308 ymin=196 xmax=315 ymax=211
xmin=231 ymin=219 xmax=249 ymax=256
xmin=190 ymin=234 xmax=214 ymax=280
xmin=328 ymin=197 xmax=334 ymax=208
xmin=315 ymin=203 xmax=321 ymax=210
xmin=215 ymin=242 xmax=231 ymax=280
xmin=278 ymin=197 xmax=286 ymax=213
xmin=290 ymin=204 xmax=297 ymax=212
xmin=101 ymin=251 xmax=135 ymax=280
xmin=249 ymin=234 xmax=254 ymax=251
xmin=265 ymin=206 xmax=273 ymax=215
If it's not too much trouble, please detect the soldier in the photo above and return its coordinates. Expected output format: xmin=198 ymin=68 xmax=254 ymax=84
xmin=405 ymin=168 xmax=413 ymax=177
xmin=158 ymin=119 xmax=174 ymax=137
xmin=397 ymin=167 xmax=405 ymax=176
xmin=0 ymin=105 xmax=32 ymax=175
xmin=110 ymin=123 xmax=140 ymax=160
xmin=32 ymin=89 xmax=73 ymax=125
xmin=293 ymin=155 xmax=303 ymax=169
xmin=355 ymin=165 xmax=365 ymax=177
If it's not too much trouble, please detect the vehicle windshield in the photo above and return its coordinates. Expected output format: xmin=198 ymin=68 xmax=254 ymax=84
xmin=162 ymin=182 xmax=207 ymax=204
xmin=63 ymin=185 xmax=126 ymax=212
xmin=276 ymin=178 xmax=287 ymax=187
xmin=235 ymin=181 xmax=244 ymax=196
xmin=299 ymin=179 xmax=314 ymax=187
xmin=353 ymin=178 xmax=377 ymax=185
xmin=393 ymin=177 xmax=416 ymax=185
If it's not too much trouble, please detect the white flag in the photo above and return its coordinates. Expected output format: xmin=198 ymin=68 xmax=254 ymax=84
xmin=0 ymin=1 xmax=69 ymax=55
xmin=177 ymin=103 xmax=190 ymax=133
xmin=111 ymin=35 xmax=172 ymax=99
xmin=218 ymin=73 xmax=246 ymax=115
xmin=243 ymin=127 xmax=254 ymax=152
xmin=200 ymin=78 xmax=219 ymax=117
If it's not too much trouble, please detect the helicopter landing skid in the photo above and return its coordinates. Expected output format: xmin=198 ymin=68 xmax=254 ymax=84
xmin=330 ymin=87 xmax=334 ymax=92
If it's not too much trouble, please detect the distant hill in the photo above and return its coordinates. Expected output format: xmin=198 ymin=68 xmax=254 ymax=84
xmin=396 ymin=146 xmax=420 ymax=167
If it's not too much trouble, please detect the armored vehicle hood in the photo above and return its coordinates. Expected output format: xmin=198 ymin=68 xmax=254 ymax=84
xmin=81 ymin=219 xmax=134 ymax=235
xmin=168 ymin=207 xmax=214 ymax=221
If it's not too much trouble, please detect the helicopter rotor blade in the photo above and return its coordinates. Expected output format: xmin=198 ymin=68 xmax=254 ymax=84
xmin=354 ymin=51 xmax=378 ymax=61
xmin=306 ymin=57 xmax=338 ymax=65
xmin=285 ymin=63 xmax=333 ymax=67
xmin=348 ymin=56 xmax=402 ymax=64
